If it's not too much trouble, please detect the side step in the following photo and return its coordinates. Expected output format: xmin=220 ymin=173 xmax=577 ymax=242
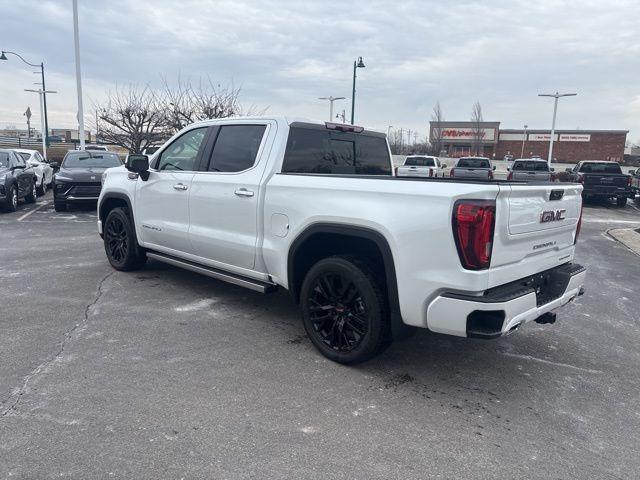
xmin=146 ymin=251 xmax=278 ymax=294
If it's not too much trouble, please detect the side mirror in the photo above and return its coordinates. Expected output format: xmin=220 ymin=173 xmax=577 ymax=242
xmin=442 ymin=164 xmax=447 ymax=168
xmin=50 ymin=162 xmax=60 ymax=169
xmin=125 ymin=154 xmax=150 ymax=180
xmin=507 ymin=167 xmax=510 ymax=171
xmin=492 ymin=165 xmax=496 ymax=170
xmin=565 ymin=168 xmax=572 ymax=173
xmin=550 ymin=167 xmax=555 ymax=172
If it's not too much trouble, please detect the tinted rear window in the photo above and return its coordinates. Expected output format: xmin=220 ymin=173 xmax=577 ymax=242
xmin=513 ymin=161 xmax=549 ymax=171
xmin=405 ymin=157 xmax=435 ymax=167
xmin=457 ymin=158 xmax=490 ymax=168
xmin=282 ymin=127 xmax=391 ymax=175
xmin=579 ymin=162 xmax=622 ymax=174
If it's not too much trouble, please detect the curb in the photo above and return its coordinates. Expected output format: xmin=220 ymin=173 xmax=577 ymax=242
xmin=608 ymin=228 xmax=640 ymax=256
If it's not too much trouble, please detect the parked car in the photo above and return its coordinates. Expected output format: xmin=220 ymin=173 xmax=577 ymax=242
xmin=566 ymin=161 xmax=633 ymax=206
xmin=84 ymin=144 xmax=109 ymax=151
xmin=503 ymin=154 xmax=514 ymax=162
xmin=0 ymin=149 xmax=38 ymax=212
xmin=97 ymin=117 xmax=586 ymax=364
xmin=14 ymin=148 xmax=54 ymax=195
xmin=395 ymin=155 xmax=444 ymax=178
xmin=53 ymin=150 xmax=122 ymax=212
xmin=507 ymin=158 xmax=554 ymax=182
xmin=450 ymin=157 xmax=496 ymax=180
xmin=630 ymin=168 xmax=640 ymax=205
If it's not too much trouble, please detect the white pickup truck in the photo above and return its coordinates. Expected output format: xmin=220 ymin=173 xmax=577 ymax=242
xmin=98 ymin=117 xmax=586 ymax=364
xmin=396 ymin=155 xmax=444 ymax=178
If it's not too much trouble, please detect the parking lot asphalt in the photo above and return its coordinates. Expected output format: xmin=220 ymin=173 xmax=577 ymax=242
xmin=1 ymin=191 xmax=639 ymax=479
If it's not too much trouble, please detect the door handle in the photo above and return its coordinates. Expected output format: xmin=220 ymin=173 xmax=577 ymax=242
xmin=173 ymin=183 xmax=188 ymax=191
xmin=234 ymin=188 xmax=254 ymax=197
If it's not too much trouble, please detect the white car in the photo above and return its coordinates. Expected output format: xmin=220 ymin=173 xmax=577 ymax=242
xmin=97 ymin=116 xmax=586 ymax=364
xmin=14 ymin=148 xmax=53 ymax=195
xmin=395 ymin=155 xmax=444 ymax=178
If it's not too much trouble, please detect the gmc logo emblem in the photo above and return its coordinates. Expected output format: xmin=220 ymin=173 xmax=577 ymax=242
xmin=540 ymin=209 xmax=566 ymax=223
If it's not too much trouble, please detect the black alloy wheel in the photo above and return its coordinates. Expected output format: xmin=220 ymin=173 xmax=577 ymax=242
xmin=103 ymin=207 xmax=147 ymax=271
xmin=300 ymin=255 xmax=390 ymax=364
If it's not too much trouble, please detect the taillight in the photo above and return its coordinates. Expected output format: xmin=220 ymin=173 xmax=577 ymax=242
xmin=550 ymin=173 xmax=556 ymax=182
xmin=488 ymin=170 xmax=494 ymax=180
xmin=452 ymin=200 xmax=496 ymax=270
xmin=394 ymin=166 xmax=398 ymax=176
xmin=574 ymin=203 xmax=583 ymax=245
xmin=450 ymin=168 xmax=455 ymax=178
xmin=429 ymin=168 xmax=434 ymax=177
xmin=507 ymin=172 xmax=513 ymax=181
xmin=628 ymin=176 xmax=633 ymax=187
xmin=578 ymin=174 xmax=585 ymax=184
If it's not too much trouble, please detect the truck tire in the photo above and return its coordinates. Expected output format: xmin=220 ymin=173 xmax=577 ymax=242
xmin=54 ymin=201 xmax=67 ymax=212
xmin=635 ymin=196 xmax=640 ymax=206
xmin=299 ymin=255 xmax=391 ymax=364
xmin=616 ymin=197 xmax=627 ymax=207
xmin=103 ymin=207 xmax=147 ymax=271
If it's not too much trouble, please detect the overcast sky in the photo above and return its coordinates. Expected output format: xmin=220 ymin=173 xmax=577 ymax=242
xmin=1 ymin=0 xmax=639 ymax=142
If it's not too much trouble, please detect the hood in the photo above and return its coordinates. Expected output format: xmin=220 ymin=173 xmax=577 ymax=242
xmin=57 ymin=167 xmax=107 ymax=182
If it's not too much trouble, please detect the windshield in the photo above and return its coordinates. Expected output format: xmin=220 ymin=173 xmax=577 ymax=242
xmin=579 ymin=162 xmax=622 ymax=174
xmin=513 ymin=161 xmax=549 ymax=171
xmin=404 ymin=157 xmax=435 ymax=166
xmin=0 ymin=151 xmax=10 ymax=168
xmin=457 ymin=158 xmax=490 ymax=168
xmin=62 ymin=152 xmax=121 ymax=168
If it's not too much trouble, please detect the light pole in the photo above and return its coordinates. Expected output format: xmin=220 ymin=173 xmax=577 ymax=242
xmin=72 ymin=0 xmax=86 ymax=149
xmin=318 ymin=96 xmax=346 ymax=122
xmin=538 ymin=92 xmax=577 ymax=166
xmin=520 ymin=124 xmax=528 ymax=158
xmin=350 ymin=57 xmax=365 ymax=125
xmin=387 ymin=125 xmax=393 ymax=138
xmin=1 ymin=50 xmax=50 ymax=151
xmin=25 ymin=88 xmax=57 ymax=160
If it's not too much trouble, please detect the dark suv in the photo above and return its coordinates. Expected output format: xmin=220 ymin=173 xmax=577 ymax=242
xmin=53 ymin=150 xmax=122 ymax=211
xmin=0 ymin=149 xmax=37 ymax=212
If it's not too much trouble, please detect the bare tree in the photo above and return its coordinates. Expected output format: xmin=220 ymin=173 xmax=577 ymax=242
xmin=160 ymin=75 xmax=265 ymax=133
xmin=429 ymin=101 xmax=445 ymax=156
xmin=470 ymin=101 xmax=484 ymax=156
xmin=95 ymin=85 xmax=167 ymax=153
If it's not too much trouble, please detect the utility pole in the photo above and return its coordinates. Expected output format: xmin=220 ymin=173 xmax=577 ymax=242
xmin=72 ymin=0 xmax=86 ymax=149
xmin=25 ymin=89 xmax=57 ymax=160
xmin=538 ymin=92 xmax=577 ymax=167
xmin=520 ymin=124 xmax=528 ymax=158
xmin=318 ymin=96 xmax=346 ymax=122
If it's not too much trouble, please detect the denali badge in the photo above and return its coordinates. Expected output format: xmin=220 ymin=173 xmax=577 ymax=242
xmin=540 ymin=209 xmax=566 ymax=223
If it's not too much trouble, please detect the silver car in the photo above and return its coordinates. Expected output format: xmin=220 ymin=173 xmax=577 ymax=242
xmin=14 ymin=149 xmax=54 ymax=195
xmin=450 ymin=157 xmax=495 ymax=180
xmin=507 ymin=159 xmax=553 ymax=182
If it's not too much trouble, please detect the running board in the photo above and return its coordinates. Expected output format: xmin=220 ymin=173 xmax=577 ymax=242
xmin=146 ymin=251 xmax=278 ymax=293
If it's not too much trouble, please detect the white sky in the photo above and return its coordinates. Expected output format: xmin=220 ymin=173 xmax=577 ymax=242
xmin=1 ymin=0 xmax=639 ymax=143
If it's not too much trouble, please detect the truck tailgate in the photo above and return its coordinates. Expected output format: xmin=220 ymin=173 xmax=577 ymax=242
xmin=489 ymin=183 xmax=583 ymax=287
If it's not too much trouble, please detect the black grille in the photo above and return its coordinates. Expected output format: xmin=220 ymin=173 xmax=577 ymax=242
xmin=69 ymin=184 xmax=101 ymax=196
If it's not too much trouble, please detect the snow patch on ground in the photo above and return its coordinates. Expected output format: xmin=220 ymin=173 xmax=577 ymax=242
xmin=174 ymin=298 xmax=218 ymax=312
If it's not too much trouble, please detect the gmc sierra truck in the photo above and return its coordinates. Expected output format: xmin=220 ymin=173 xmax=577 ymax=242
xmin=567 ymin=160 xmax=633 ymax=206
xmin=97 ymin=117 xmax=586 ymax=364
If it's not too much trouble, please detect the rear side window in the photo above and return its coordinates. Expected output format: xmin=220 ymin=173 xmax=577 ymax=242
xmin=0 ymin=152 xmax=10 ymax=168
xmin=208 ymin=125 xmax=266 ymax=172
xmin=282 ymin=127 xmax=391 ymax=175
xmin=579 ymin=162 xmax=622 ymax=174
xmin=405 ymin=157 xmax=435 ymax=167
xmin=457 ymin=158 xmax=490 ymax=168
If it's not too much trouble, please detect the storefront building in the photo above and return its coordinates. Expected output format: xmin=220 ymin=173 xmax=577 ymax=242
xmin=430 ymin=121 xmax=627 ymax=163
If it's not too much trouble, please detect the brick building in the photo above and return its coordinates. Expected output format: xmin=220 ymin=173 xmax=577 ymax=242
xmin=430 ymin=121 xmax=627 ymax=163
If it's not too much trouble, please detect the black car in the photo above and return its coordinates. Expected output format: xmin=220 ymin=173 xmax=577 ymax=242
xmin=566 ymin=161 xmax=633 ymax=207
xmin=0 ymin=149 xmax=38 ymax=212
xmin=53 ymin=150 xmax=122 ymax=212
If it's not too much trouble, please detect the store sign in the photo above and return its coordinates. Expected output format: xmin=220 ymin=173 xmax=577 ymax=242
xmin=529 ymin=133 xmax=558 ymax=141
xmin=560 ymin=134 xmax=591 ymax=142
xmin=499 ymin=133 xmax=525 ymax=141
xmin=437 ymin=128 xmax=495 ymax=141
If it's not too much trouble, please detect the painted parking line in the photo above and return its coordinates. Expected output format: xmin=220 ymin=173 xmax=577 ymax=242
xmin=17 ymin=201 xmax=51 ymax=222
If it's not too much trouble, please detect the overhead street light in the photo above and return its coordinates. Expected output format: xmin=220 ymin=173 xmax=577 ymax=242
xmin=350 ymin=56 xmax=365 ymax=125
xmin=318 ymin=96 xmax=346 ymax=122
xmin=538 ymin=92 xmax=577 ymax=167
xmin=1 ymin=49 xmax=51 ymax=150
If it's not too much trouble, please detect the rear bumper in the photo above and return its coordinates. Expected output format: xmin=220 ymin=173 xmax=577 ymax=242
xmin=583 ymin=187 xmax=632 ymax=198
xmin=426 ymin=263 xmax=586 ymax=338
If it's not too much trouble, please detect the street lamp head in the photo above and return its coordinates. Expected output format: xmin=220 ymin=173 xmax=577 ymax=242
xmin=356 ymin=56 xmax=365 ymax=68
xmin=0 ymin=51 xmax=7 ymax=61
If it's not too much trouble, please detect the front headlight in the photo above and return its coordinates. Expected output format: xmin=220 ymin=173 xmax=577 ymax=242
xmin=53 ymin=175 xmax=73 ymax=182
xmin=101 ymin=171 xmax=108 ymax=186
